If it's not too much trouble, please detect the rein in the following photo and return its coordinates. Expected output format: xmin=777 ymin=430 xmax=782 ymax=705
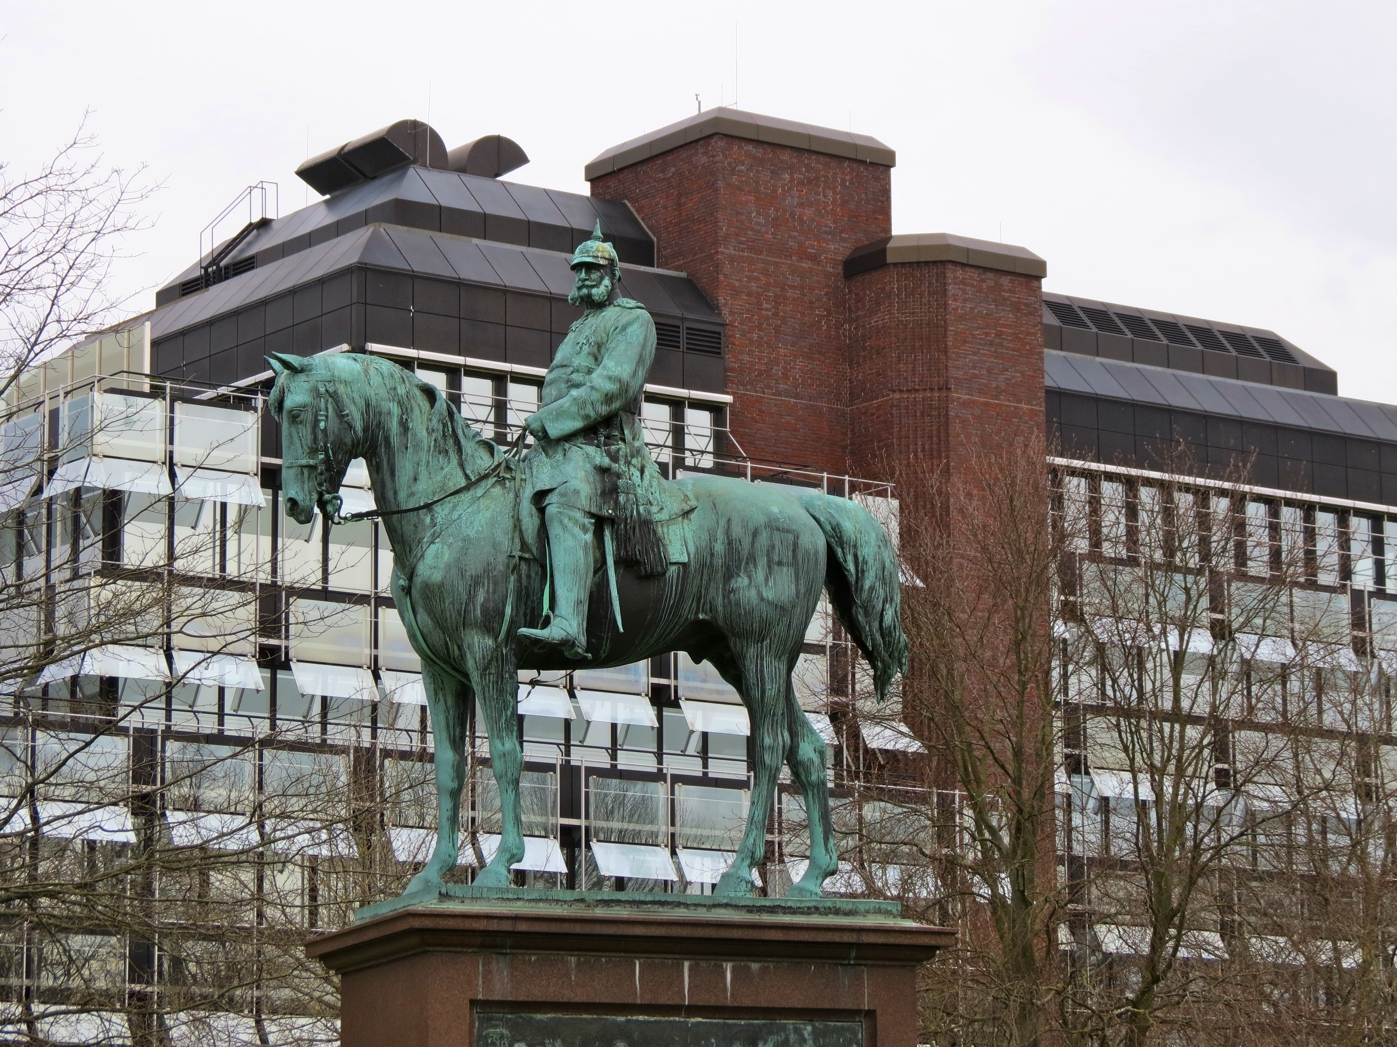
xmin=285 ymin=378 xmax=526 ymax=526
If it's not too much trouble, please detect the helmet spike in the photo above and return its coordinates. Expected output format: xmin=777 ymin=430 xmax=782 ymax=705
xmin=571 ymin=222 xmax=620 ymax=272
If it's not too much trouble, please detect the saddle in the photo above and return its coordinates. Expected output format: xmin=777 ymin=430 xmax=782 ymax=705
xmin=513 ymin=464 xmax=696 ymax=570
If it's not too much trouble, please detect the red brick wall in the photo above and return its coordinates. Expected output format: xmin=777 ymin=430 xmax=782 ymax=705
xmin=846 ymin=260 xmax=1044 ymax=529
xmin=591 ymin=136 xmax=891 ymax=476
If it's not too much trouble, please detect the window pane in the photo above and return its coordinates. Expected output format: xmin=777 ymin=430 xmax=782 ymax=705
xmin=507 ymin=381 xmax=540 ymax=442
xmin=684 ymin=407 xmax=715 ymax=468
xmin=174 ymin=403 xmax=258 ymax=472
xmin=289 ymin=599 xmax=370 ymax=666
xmin=461 ymin=374 xmax=496 ymax=430
xmin=642 ymin=400 xmax=673 ymax=462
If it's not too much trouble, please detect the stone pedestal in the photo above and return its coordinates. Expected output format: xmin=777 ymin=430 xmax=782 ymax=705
xmin=308 ymin=888 xmax=953 ymax=1047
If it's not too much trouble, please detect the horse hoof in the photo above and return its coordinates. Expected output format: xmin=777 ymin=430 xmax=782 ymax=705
xmin=714 ymin=869 xmax=757 ymax=897
xmin=786 ymin=880 xmax=823 ymax=900
xmin=404 ymin=871 xmax=444 ymax=897
xmin=473 ymin=861 xmax=516 ymax=888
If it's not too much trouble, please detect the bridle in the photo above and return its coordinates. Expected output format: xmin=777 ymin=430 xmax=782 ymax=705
xmin=280 ymin=377 xmax=523 ymax=527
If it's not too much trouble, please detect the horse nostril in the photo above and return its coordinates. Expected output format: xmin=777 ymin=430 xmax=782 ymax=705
xmin=285 ymin=497 xmax=301 ymax=517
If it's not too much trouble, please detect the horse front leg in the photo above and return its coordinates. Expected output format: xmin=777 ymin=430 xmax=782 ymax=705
xmin=471 ymin=658 xmax=524 ymax=887
xmin=716 ymin=646 xmax=787 ymax=898
xmin=405 ymin=665 xmax=471 ymax=896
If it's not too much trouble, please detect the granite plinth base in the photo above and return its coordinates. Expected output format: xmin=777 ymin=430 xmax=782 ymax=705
xmin=307 ymin=890 xmax=954 ymax=1047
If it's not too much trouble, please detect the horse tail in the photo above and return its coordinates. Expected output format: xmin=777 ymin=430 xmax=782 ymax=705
xmin=794 ymin=491 xmax=909 ymax=702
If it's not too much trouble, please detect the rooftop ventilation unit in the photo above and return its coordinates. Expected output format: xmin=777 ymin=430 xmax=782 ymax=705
xmin=1185 ymin=324 xmax=1230 ymax=354
xmin=1218 ymin=330 xmax=1265 ymax=358
xmin=1113 ymin=314 xmax=1161 ymax=341
xmin=446 ymin=135 xmax=530 ymax=179
xmin=295 ymin=120 xmax=449 ymax=196
xmin=1148 ymin=319 xmax=1194 ymax=347
xmin=1078 ymin=306 xmax=1126 ymax=336
xmin=1045 ymin=301 xmax=1090 ymax=328
xmin=1252 ymin=335 xmax=1298 ymax=364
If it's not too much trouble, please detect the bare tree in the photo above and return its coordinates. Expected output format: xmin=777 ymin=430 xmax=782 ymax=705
xmin=0 ymin=115 xmax=155 ymax=398
xmin=889 ymin=444 xmax=1062 ymax=1047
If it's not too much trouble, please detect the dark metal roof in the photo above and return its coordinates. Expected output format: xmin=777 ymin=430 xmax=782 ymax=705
xmin=157 ymin=166 xmax=654 ymax=306
xmin=1043 ymin=291 xmax=1336 ymax=395
xmin=1045 ymin=351 xmax=1397 ymax=441
xmin=148 ymin=224 xmax=719 ymax=341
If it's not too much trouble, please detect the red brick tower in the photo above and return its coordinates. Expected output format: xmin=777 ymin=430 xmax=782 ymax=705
xmin=586 ymin=110 xmax=1046 ymax=517
xmin=587 ymin=110 xmax=894 ymax=477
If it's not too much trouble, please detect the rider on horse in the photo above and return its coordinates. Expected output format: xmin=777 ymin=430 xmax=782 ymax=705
xmin=516 ymin=223 xmax=692 ymax=660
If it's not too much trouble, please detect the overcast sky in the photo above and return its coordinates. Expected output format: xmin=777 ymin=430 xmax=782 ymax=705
xmin=4 ymin=1 xmax=1393 ymax=400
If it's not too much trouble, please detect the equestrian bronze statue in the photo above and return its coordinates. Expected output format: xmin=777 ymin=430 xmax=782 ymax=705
xmin=266 ymin=225 xmax=906 ymax=899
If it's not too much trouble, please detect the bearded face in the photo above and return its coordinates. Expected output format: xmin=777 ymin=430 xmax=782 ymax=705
xmin=568 ymin=264 xmax=613 ymax=308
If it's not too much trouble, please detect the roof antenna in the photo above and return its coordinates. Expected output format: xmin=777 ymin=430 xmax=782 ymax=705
xmin=696 ymin=93 xmax=702 ymax=114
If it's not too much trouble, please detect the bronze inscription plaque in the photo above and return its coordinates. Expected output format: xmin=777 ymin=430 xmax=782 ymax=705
xmin=476 ymin=1012 xmax=864 ymax=1047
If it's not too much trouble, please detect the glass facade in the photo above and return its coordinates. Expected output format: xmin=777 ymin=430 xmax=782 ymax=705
xmin=0 ymin=353 xmax=923 ymax=1038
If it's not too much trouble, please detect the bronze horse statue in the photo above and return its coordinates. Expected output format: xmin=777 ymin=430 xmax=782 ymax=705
xmin=267 ymin=350 xmax=905 ymax=898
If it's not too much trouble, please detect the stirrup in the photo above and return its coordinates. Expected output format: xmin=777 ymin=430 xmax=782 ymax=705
xmin=516 ymin=622 xmax=591 ymax=661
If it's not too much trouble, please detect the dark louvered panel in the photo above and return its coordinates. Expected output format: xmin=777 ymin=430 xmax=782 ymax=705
xmin=1219 ymin=330 xmax=1264 ymax=358
xmin=685 ymin=326 xmax=723 ymax=354
xmin=1045 ymin=301 xmax=1090 ymax=328
xmin=224 ymin=257 xmax=256 ymax=279
xmin=1079 ymin=306 xmax=1126 ymax=335
xmin=1252 ymin=335 xmax=1298 ymax=364
xmin=655 ymin=321 xmax=682 ymax=351
xmin=1150 ymin=319 xmax=1195 ymax=346
xmin=1115 ymin=314 xmax=1161 ymax=341
xmin=1185 ymin=324 xmax=1231 ymax=354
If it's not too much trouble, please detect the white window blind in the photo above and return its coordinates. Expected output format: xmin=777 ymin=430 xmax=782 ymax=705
xmin=471 ymin=833 xmax=568 ymax=873
xmin=39 ymin=644 xmax=169 ymax=684
xmin=290 ymin=661 xmax=379 ymax=701
xmin=859 ymin=721 xmax=926 ymax=753
xmin=517 ymin=684 xmax=575 ymax=719
xmin=172 ymin=651 xmax=263 ymax=689
xmin=48 ymin=457 xmax=172 ymax=498
xmin=576 ymin=689 xmax=656 ymax=727
xmin=166 ymin=811 xmax=259 ymax=851
xmin=680 ymin=700 xmax=750 ymax=737
xmin=590 ymin=840 xmax=678 ymax=881
xmin=380 ymin=669 xmax=427 ymax=706
xmin=805 ymin=712 xmax=837 ymax=746
xmin=174 ymin=467 xmax=265 ymax=506
xmin=675 ymin=847 xmax=736 ymax=884
xmin=1090 ymin=768 xmax=1156 ymax=803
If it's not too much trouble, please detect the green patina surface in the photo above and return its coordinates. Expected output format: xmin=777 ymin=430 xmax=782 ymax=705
xmin=267 ymin=225 xmax=909 ymax=904
xmin=355 ymin=885 xmax=902 ymax=924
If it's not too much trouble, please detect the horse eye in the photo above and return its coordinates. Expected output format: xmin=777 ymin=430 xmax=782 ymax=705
xmin=287 ymin=408 xmax=305 ymax=423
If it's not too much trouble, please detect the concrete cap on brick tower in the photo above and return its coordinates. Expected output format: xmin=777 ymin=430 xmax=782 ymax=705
xmin=844 ymin=233 xmax=1046 ymax=279
xmin=585 ymin=108 xmax=895 ymax=181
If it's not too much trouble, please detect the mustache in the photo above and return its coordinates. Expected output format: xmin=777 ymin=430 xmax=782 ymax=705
xmin=568 ymin=278 xmax=612 ymax=307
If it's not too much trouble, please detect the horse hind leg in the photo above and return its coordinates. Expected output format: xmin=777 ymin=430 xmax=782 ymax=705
xmin=471 ymin=658 xmax=525 ymax=888
xmin=715 ymin=644 xmax=788 ymax=898
xmin=785 ymin=679 xmax=837 ymax=899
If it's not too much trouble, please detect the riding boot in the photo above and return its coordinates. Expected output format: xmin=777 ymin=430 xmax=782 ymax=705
xmin=517 ymin=503 xmax=594 ymax=660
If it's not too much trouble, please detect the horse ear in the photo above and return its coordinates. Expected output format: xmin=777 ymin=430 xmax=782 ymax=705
xmin=265 ymin=353 xmax=307 ymax=376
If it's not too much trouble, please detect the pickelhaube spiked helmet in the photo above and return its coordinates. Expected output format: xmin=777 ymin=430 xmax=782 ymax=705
xmin=570 ymin=220 xmax=619 ymax=272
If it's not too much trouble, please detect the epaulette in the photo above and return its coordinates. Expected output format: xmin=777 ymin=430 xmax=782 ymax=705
xmin=611 ymin=298 xmax=647 ymax=310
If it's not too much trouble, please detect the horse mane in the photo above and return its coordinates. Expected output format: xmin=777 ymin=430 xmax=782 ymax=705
xmin=330 ymin=353 xmax=501 ymax=479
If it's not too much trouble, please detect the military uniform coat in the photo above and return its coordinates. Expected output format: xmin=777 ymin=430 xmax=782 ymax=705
xmin=524 ymin=298 xmax=691 ymax=522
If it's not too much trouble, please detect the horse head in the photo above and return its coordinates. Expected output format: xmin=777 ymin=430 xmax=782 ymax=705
xmin=266 ymin=352 xmax=364 ymax=525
